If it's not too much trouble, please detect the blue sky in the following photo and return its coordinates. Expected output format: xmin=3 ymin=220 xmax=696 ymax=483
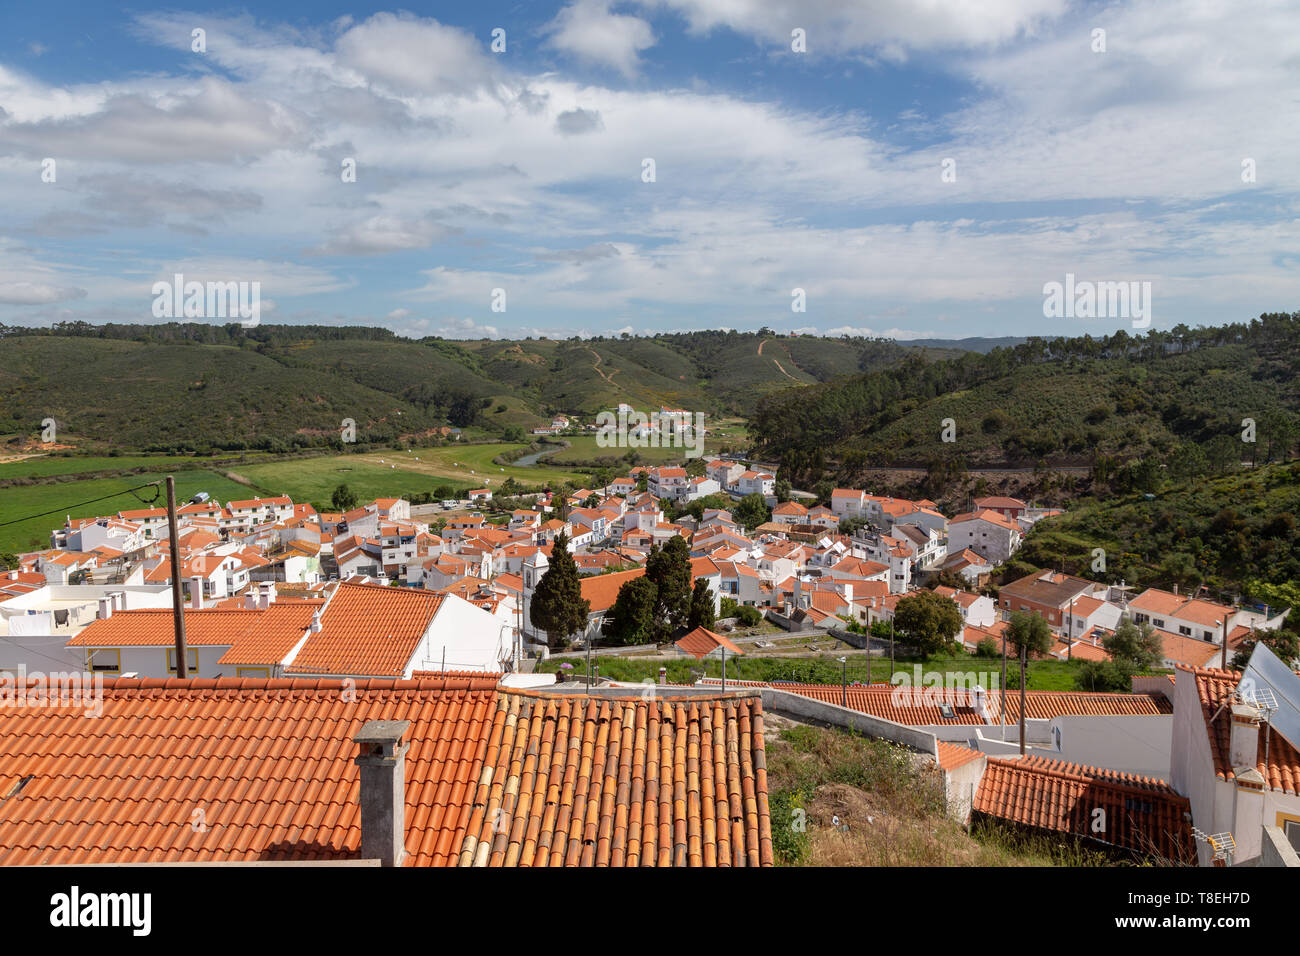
xmin=0 ymin=1 xmax=1297 ymax=340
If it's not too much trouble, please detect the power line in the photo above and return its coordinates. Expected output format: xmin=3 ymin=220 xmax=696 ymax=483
xmin=0 ymin=480 xmax=164 ymax=530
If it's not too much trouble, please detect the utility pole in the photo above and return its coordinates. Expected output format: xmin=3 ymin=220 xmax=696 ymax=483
xmin=166 ymin=476 xmax=188 ymax=678
xmin=1067 ymin=596 xmax=1074 ymax=661
xmin=889 ymin=618 xmax=895 ymax=685
xmin=1019 ymin=642 xmax=1028 ymax=756
xmin=1001 ymin=631 xmax=1008 ymax=741
xmin=1220 ymin=617 xmax=1228 ymax=670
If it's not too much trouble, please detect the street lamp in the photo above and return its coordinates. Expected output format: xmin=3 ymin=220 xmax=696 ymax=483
xmin=838 ymin=656 xmax=848 ymax=707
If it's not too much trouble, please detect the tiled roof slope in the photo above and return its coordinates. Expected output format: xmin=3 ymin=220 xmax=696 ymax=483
xmin=1187 ymin=665 xmax=1300 ymax=794
xmin=458 ymin=691 xmax=771 ymax=866
xmin=285 ymin=582 xmax=445 ymax=677
xmin=995 ymin=690 xmax=1171 ymax=721
xmin=0 ymin=678 xmax=771 ymax=867
xmin=974 ymin=754 xmax=1195 ymax=862
xmin=770 ymin=683 xmax=986 ymax=725
xmin=934 ymin=740 xmax=984 ymax=771
xmin=0 ymin=677 xmax=497 ymax=866
xmin=69 ymin=604 xmax=320 ymax=648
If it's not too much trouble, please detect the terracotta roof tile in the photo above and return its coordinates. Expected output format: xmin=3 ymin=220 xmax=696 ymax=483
xmin=456 ymin=690 xmax=771 ymax=867
xmin=1187 ymin=665 xmax=1300 ymax=794
xmin=0 ymin=680 xmax=771 ymax=867
xmin=675 ymin=627 xmax=744 ymax=659
xmin=973 ymin=754 xmax=1195 ymax=862
xmin=285 ymin=582 xmax=446 ymax=677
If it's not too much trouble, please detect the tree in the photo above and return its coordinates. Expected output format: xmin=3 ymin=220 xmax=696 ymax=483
xmin=733 ymin=493 xmax=770 ymax=531
xmin=1006 ymin=611 xmax=1054 ymax=754
xmin=1204 ymin=434 xmax=1238 ymax=475
xmin=529 ymin=532 xmax=591 ymax=649
xmin=645 ymin=536 xmax=693 ymax=640
xmin=331 ymin=483 xmax=358 ymax=512
xmin=1075 ymin=658 xmax=1136 ymax=692
xmin=892 ymin=591 xmax=963 ymax=658
xmin=688 ymin=578 xmax=717 ymax=630
xmin=1232 ymin=626 xmax=1300 ymax=670
xmin=774 ymin=478 xmax=793 ymax=503
xmin=602 ymin=576 xmax=657 ymax=645
xmin=1103 ymin=615 xmax=1163 ymax=671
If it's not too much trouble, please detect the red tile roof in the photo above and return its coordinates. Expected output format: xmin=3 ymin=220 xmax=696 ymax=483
xmin=579 ymin=568 xmax=645 ymax=613
xmin=285 ymin=582 xmax=446 ymax=677
xmin=973 ymin=754 xmax=1195 ymax=862
xmin=0 ymin=678 xmax=770 ymax=867
xmin=68 ymin=604 xmax=320 ymax=656
xmin=1186 ymin=665 xmax=1300 ymax=794
xmin=934 ymin=740 xmax=984 ymax=771
xmin=675 ymin=626 xmax=744 ymax=659
xmin=458 ymin=690 xmax=771 ymax=866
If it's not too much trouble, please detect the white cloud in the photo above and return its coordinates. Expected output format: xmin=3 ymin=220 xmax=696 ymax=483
xmin=334 ymin=12 xmax=499 ymax=95
xmin=0 ymin=281 xmax=86 ymax=305
xmin=545 ymin=1 xmax=656 ymax=77
xmin=647 ymin=0 xmax=1066 ymax=56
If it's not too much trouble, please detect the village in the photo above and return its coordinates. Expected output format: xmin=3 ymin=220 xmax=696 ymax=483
xmin=2 ymin=444 xmax=1296 ymax=870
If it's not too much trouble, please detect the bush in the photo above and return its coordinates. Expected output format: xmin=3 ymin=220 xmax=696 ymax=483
xmin=975 ymin=637 xmax=999 ymax=659
xmin=735 ymin=606 xmax=763 ymax=627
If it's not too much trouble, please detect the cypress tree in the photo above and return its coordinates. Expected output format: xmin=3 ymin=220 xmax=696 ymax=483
xmin=646 ymin=535 xmax=692 ymax=640
xmin=529 ymin=531 xmax=591 ymax=649
xmin=602 ymin=576 xmax=658 ymax=645
xmin=687 ymin=578 xmax=716 ymax=631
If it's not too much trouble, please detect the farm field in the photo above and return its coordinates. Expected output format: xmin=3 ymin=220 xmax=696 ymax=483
xmin=0 ymin=453 xmax=266 ymax=481
xmin=0 ymin=470 xmax=251 ymax=555
xmin=229 ymin=445 xmax=591 ymax=507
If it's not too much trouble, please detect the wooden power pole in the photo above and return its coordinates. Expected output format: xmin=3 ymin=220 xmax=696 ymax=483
xmin=166 ymin=476 xmax=188 ymax=678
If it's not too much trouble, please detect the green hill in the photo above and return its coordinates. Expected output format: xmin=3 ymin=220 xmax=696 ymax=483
xmin=1013 ymin=460 xmax=1300 ymax=599
xmin=0 ymin=323 xmax=926 ymax=452
xmin=751 ymin=313 xmax=1300 ymax=483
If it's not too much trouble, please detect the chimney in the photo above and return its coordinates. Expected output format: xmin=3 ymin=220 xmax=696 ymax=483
xmin=973 ymin=686 xmax=989 ymax=721
xmin=259 ymin=582 xmax=276 ymax=610
xmin=97 ymin=597 xmax=113 ymax=620
xmin=1173 ymin=583 xmax=1179 ymax=596
xmin=310 ymin=609 xmax=323 ymax=633
xmin=1229 ymin=703 xmax=1261 ymax=770
xmin=353 ymin=720 xmax=410 ymax=867
xmin=245 ymin=588 xmax=258 ymax=609
xmin=658 ymin=666 xmax=667 ymax=686
xmin=190 ymin=576 xmax=204 ymax=610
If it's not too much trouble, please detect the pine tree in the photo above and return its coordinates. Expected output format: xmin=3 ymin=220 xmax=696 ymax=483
xmin=529 ymin=532 xmax=591 ymax=649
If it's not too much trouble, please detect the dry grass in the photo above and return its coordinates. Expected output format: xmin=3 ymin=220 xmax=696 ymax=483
xmin=765 ymin=723 xmax=1114 ymax=867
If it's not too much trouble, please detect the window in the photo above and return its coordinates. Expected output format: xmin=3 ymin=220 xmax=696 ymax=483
xmin=166 ymin=647 xmax=199 ymax=674
xmin=236 ymin=667 xmax=270 ymax=678
xmin=1153 ymin=618 xmax=1165 ymax=628
xmin=86 ymin=649 xmax=120 ymax=674
xmin=1179 ymin=626 xmax=1192 ymax=636
xmin=1281 ymin=816 xmax=1300 ymax=853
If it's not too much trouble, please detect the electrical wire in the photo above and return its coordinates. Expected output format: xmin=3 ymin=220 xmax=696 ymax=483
xmin=0 ymin=479 xmax=164 ymax=529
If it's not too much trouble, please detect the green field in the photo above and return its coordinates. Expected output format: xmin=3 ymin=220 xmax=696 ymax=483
xmin=228 ymin=445 xmax=591 ymax=508
xmin=0 ymin=470 xmax=252 ymax=555
xmin=0 ymin=453 xmax=265 ymax=481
